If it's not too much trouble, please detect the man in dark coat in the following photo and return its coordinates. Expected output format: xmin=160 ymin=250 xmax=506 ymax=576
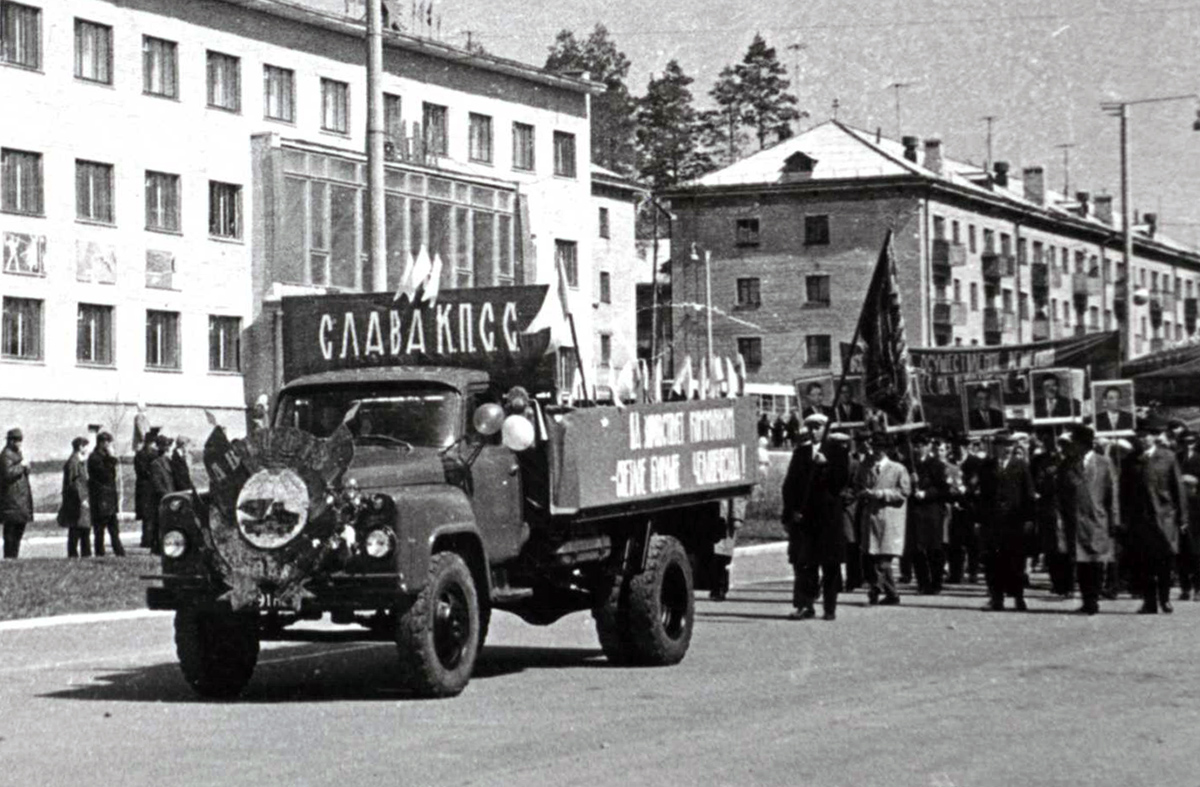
xmin=87 ymin=431 xmax=124 ymax=557
xmin=909 ymin=434 xmax=950 ymax=594
xmin=781 ymin=413 xmax=851 ymax=620
xmin=979 ymin=432 xmax=1036 ymax=611
xmin=134 ymin=427 xmax=160 ymax=548
xmin=1 ymin=428 xmax=33 ymax=559
xmin=1126 ymin=419 xmax=1187 ymax=614
xmin=146 ymin=434 xmax=177 ymax=556
xmin=170 ymin=436 xmax=194 ymax=492
xmin=1057 ymin=425 xmax=1119 ymax=614
xmin=1176 ymin=431 xmax=1200 ymax=600
xmin=1031 ymin=438 xmax=1069 ymax=597
xmin=952 ymin=437 xmax=987 ymax=584
xmin=757 ymin=414 xmax=771 ymax=440
xmin=60 ymin=436 xmax=92 ymax=558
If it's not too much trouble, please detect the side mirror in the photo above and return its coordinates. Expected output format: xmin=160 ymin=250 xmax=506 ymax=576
xmin=472 ymin=403 xmax=505 ymax=436
xmin=501 ymin=414 xmax=535 ymax=452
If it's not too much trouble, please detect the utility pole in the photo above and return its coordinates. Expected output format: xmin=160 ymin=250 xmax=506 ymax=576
xmin=888 ymin=82 xmax=912 ymax=139
xmin=981 ymin=115 xmax=997 ymax=172
xmin=1054 ymin=142 xmax=1076 ymax=195
xmin=366 ymin=0 xmax=387 ymax=291
xmin=832 ymin=97 xmax=840 ymax=121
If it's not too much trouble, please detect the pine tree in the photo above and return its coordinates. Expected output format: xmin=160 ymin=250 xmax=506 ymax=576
xmin=707 ymin=65 xmax=745 ymax=165
xmin=735 ymin=33 xmax=803 ymax=150
xmin=545 ymin=24 xmax=637 ymax=173
xmin=635 ymin=61 xmax=714 ymax=190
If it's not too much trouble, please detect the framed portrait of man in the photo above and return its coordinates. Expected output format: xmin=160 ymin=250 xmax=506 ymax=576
xmin=829 ymin=375 xmax=868 ymax=427
xmin=1030 ymin=368 xmax=1085 ymax=426
xmin=962 ymin=379 xmax=1007 ymax=435
xmin=794 ymin=373 xmax=834 ymax=420
xmin=1090 ymin=380 xmax=1136 ymax=436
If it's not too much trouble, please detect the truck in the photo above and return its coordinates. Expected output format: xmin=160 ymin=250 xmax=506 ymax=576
xmin=146 ymin=286 xmax=756 ymax=698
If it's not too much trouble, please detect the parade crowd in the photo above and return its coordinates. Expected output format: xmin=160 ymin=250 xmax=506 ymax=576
xmin=780 ymin=411 xmax=1196 ymax=620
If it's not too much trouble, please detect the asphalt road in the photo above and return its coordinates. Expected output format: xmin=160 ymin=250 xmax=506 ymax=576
xmin=2 ymin=548 xmax=1199 ymax=787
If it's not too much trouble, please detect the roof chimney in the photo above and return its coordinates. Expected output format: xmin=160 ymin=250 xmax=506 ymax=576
xmin=923 ymin=138 xmax=943 ymax=174
xmin=993 ymin=161 xmax=1009 ymax=188
xmin=901 ymin=135 xmax=919 ymax=162
xmin=1144 ymin=212 xmax=1158 ymax=238
xmin=1022 ymin=166 xmax=1045 ymax=206
xmin=1075 ymin=191 xmax=1090 ymax=217
xmin=1094 ymin=194 xmax=1113 ymax=226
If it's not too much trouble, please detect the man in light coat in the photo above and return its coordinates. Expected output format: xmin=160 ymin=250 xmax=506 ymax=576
xmin=856 ymin=432 xmax=910 ymax=605
xmin=1 ymin=428 xmax=33 ymax=559
xmin=1056 ymin=425 xmax=1119 ymax=615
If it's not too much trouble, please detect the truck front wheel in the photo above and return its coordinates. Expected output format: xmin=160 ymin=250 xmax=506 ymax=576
xmin=174 ymin=608 xmax=260 ymax=699
xmin=395 ymin=552 xmax=480 ymax=697
xmin=594 ymin=534 xmax=694 ymax=667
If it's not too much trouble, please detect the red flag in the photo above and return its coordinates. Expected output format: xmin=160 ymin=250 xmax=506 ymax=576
xmin=852 ymin=231 xmax=915 ymax=427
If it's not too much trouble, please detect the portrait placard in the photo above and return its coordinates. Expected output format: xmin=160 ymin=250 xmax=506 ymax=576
xmin=962 ymin=378 xmax=1007 ymax=436
xmin=1090 ymin=379 xmax=1136 ymax=436
xmin=1029 ymin=367 xmax=1085 ymax=426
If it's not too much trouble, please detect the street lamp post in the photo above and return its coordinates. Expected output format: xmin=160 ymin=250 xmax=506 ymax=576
xmin=1100 ymin=93 xmax=1199 ymax=361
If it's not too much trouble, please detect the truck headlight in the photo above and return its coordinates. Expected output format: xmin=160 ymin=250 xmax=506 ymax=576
xmin=162 ymin=530 xmax=188 ymax=559
xmin=364 ymin=528 xmax=393 ymax=559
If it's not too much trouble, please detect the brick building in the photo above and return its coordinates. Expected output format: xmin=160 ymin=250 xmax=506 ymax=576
xmin=661 ymin=121 xmax=1200 ymax=413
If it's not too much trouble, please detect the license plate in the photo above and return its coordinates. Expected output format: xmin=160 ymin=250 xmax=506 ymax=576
xmin=258 ymin=591 xmax=283 ymax=609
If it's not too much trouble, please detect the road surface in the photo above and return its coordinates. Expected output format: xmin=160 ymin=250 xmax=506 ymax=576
xmin=1 ymin=548 xmax=1198 ymax=787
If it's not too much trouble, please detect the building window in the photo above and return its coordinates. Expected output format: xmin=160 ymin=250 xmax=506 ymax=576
xmin=968 ymin=225 xmax=977 ymax=254
xmin=206 ymin=50 xmax=240 ymax=112
xmin=145 ymin=171 xmax=180 ymax=232
xmin=1017 ymin=238 xmax=1027 ymax=265
xmin=1 ymin=148 xmax=42 ymax=215
xmin=263 ymin=65 xmax=295 ymax=122
xmin=321 ymin=78 xmax=349 ymax=133
xmin=805 ymin=335 xmax=832 ymax=367
xmin=422 ymin=102 xmax=448 ymax=155
xmin=142 ymin=36 xmax=177 ymax=98
xmin=599 ymin=270 xmax=611 ymax=304
xmin=1019 ymin=292 xmax=1030 ymax=320
xmin=145 ymin=250 xmax=175 ymax=289
xmin=932 ymin=216 xmax=945 ymax=240
xmin=1000 ymin=233 xmax=1011 ymax=256
xmin=209 ymin=315 xmax=241 ymax=372
xmin=983 ymin=229 xmax=995 ymax=253
xmin=77 ymin=303 xmax=113 ymax=366
xmin=145 ymin=310 xmax=180 ymax=369
xmin=969 ymin=282 xmax=979 ymax=311
xmin=1062 ymin=248 xmax=1070 ymax=273
xmin=599 ymin=333 xmax=612 ymax=368
xmin=468 ymin=112 xmax=493 ymax=164
xmin=735 ymin=218 xmax=760 ymax=246
xmin=1002 ymin=288 xmax=1013 ymax=314
xmin=1 ymin=2 xmax=41 ymax=69
xmin=598 ymin=206 xmax=610 ymax=238
xmin=2 ymin=296 xmax=41 ymax=359
xmin=736 ymin=277 xmax=761 ymax=307
xmin=76 ymin=160 xmax=114 ymax=223
xmin=804 ymin=215 xmax=830 ymax=246
xmin=738 ymin=337 xmax=763 ymax=369
xmin=805 ymin=274 xmax=831 ymax=306
xmin=208 ymin=181 xmax=242 ymax=239
xmin=952 ymin=221 xmax=961 ymax=244
xmin=551 ymin=131 xmax=578 ymax=178
xmin=74 ymin=19 xmax=112 ymax=84
xmin=384 ymin=93 xmax=402 ymax=140
xmin=513 ymin=122 xmax=535 ymax=171
xmin=953 ymin=279 xmax=962 ymax=302
xmin=556 ymin=239 xmax=578 ymax=288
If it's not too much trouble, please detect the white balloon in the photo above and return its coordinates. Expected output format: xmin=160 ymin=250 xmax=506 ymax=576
xmin=501 ymin=415 xmax=535 ymax=452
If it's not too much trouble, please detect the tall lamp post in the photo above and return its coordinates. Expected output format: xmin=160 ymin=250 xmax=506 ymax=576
xmin=690 ymin=243 xmax=714 ymax=363
xmin=1100 ymin=93 xmax=1199 ymax=361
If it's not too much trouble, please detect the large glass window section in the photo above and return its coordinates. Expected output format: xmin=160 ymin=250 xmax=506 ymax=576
xmin=77 ymin=303 xmax=113 ymax=365
xmin=2 ymin=296 xmax=42 ymax=359
xmin=142 ymin=36 xmax=177 ymax=98
xmin=330 ymin=184 xmax=358 ymax=288
xmin=384 ymin=93 xmax=403 ymax=140
xmin=145 ymin=310 xmax=180 ymax=369
xmin=264 ymin=65 xmax=295 ymax=122
xmin=473 ymin=211 xmax=493 ymax=286
xmin=1 ymin=2 xmax=41 ymax=69
xmin=428 ymin=201 xmax=452 ymax=286
xmin=408 ymin=198 xmax=424 ymax=257
xmin=497 ymin=215 xmax=512 ymax=282
xmin=453 ymin=206 xmax=470 ymax=284
xmin=385 ymin=193 xmax=406 ymax=291
xmin=74 ymin=19 xmax=111 ymax=84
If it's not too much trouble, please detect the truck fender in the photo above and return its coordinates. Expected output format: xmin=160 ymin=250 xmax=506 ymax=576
xmin=393 ymin=484 xmax=488 ymax=598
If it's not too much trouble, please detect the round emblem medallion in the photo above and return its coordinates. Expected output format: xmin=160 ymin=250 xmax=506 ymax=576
xmin=235 ymin=468 xmax=310 ymax=549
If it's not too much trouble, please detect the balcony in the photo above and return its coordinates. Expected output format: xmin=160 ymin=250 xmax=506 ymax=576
xmin=931 ymin=240 xmax=966 ymax=278
xmin=1072 ymin=273 xmax=1102 ymax=298
xmin=384 ymin=126 xmax=439 ymax=167
xmin=932 ymin=299 xmax=968 ymax=327
xmin=1185 ymin=297 xmax=1197 ymax=331
xmin=981 ymin=252 xmax=1014 ymax=281
xmin=983 ymin=306 xmax=1002 ymax=334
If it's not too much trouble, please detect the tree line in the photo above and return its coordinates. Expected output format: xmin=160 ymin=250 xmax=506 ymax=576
xmin=543 ymin=26 xmax=804 ymax=192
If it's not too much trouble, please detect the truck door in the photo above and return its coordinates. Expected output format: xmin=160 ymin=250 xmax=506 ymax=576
xmin=466 ymin=389 xmax=528 ymax=563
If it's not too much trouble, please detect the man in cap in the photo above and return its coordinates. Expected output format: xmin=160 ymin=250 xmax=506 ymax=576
xmin=87 ymin=431 xmax=124 ymax=557
xmin=909 ymin=433 xmax=950 ymax=594
xmin=1056 ymin=424 xmax=1119 ymax=615
xmin=1 ymin=428 xmax=33 ymax=559
xmin=1177 ymin=431 xmax=1200 ymax=600
xmin=855 ymin=432 xmax=911 ymax=606
xmin=1126 ymin=417 xmax=1187 ymax=614
xmin=146 ymin=434 xmax=177 ymax=555
xmin=979 ymin=432 xmax=1036 ymax=611
xmin=781 ymin=412 xmax=851 ymax=620
xmin=59 ymin=436 xmax=92 ymax=558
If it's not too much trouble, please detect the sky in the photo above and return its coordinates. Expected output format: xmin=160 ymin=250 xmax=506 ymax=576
xmin=309 ymin=0 xmax=1200 ymax=246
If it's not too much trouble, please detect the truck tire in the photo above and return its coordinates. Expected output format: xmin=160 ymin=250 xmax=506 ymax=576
xmin=174 ymin=608 xmax=260 ymax=699
xmin=395 ymin=552 xmax=480 ymax=697
xmin=594 ymin=534 xmax=695 ymax=666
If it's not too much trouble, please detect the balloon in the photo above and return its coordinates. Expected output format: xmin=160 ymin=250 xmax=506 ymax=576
xmin=1133 ymin=287 xmax=1150 ymax=306
xmin=472 ymin=403 xmax=505 ymax=436
xmin=501 ymin=414 xmax=535 ymax=452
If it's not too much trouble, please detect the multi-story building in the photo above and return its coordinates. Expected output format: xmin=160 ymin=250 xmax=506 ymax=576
xmin=589 ymin=165 xmax=644 ymax=394
xmin=1 ymin=0 xmax=601 ymax=455
xmin=661 ymin=121 xmax=1200 ymax=410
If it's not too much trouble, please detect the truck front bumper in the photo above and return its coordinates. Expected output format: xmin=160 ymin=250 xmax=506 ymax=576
xmin=145 ymin=573 xmax=406 ymax=613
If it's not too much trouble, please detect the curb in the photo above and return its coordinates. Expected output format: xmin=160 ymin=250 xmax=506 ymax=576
xmin=0 ymin=608 xmax=169 ymax=633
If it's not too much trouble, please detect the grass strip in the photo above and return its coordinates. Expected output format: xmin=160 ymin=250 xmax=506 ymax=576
xmin=0 ymin=555 xmax=159 ymax=622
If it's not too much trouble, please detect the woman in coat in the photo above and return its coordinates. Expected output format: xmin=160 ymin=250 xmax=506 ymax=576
xmin=856 ymin=433 xmax=911 ymax=605
xmin=58 ymin=437 xmax=92 ymax=558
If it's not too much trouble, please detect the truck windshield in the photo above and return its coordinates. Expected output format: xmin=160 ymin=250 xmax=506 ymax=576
xmin=275 ymin=384 xmax=462 ymax=448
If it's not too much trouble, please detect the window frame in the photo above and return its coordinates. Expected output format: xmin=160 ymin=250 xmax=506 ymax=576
xmin=468 ymin=112 xmax=494 ymax=164
xmin=422 ymin=102 xmax=448 ymax=156
xmin=208 ymin=180 xmax=242 ymax=240
xmin=75 ymin=159 xmax=115 ymax=224
xmin=142 ymin=35 xmax=178 ymax=98
xmin=735 ymin=217 xmax=760 ymax=247
xmin=206 ymin=50 xmax=241 ymax=113
xmin=384 ymin=92 xmax=402 ymax=140
xmin=805 ymin=334 xmax=832 ymax=367
xmin=144 ymin=170 xmax=181 ymax=233
xmin=320 ymin=77 xmax=349 ymax=134
xmin=1 ymin=1 xmax=41 ymax=70
xmin=2 ymin=295 xmax=43 ymax=360
xmin=145 ymin=309 xmax=181 ymax=370
xmin=598 ymin=206 xmax=610 ymax=239
xmin=736 ymin=277 xmax=761 ymax=308
xmin=553 ymin=131 xmax=577 ymax=178
xmin=737 ymin=337 xmax=763 ymax=369
xmin=76 ymin=302 xmax=114 ymax=366
xmin=74 ymin=18 xmax=112 ymax=85
xmin=208 ymin=315 xmax=241 ymax=373
xmin=263 ymin=64 xmax=295 ymax=123
xmin=599 ymin=270 xmax=611 ymax=304
xmin=805 ymin=274 xmax=831 ymax=307
xmin=555 ymin=239 xmax=579 ymax=289
xmin=599 ymin=333 xmax=612 ymax=368
xmin=512 ymin=122 xmax=535 ymax=171
xmin=1 ymin=147 xmax=43 ymax=216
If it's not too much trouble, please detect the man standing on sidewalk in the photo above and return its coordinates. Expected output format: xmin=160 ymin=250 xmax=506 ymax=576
xmin=59 ymin=436 xmax=92 ymax=558
xmin=1126 ymin=418 xmax=1187 ymax=614
xmin=1 ymin=428 xmax=33 ymax=559
xmin=87 ymin=431 xmax=124 ymax=557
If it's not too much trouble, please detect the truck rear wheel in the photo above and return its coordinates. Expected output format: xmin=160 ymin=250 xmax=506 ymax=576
xmin=395 ymin=552 xmax=480 ymax=698
xmin=593 ymin=534 xmax=694 ymax=666
xmin=174 ymin=608 xmax=260 ymax=699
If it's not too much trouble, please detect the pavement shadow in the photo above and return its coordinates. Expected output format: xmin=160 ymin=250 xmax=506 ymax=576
xmin=41 ymin=642 xmax=608 ymax=704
